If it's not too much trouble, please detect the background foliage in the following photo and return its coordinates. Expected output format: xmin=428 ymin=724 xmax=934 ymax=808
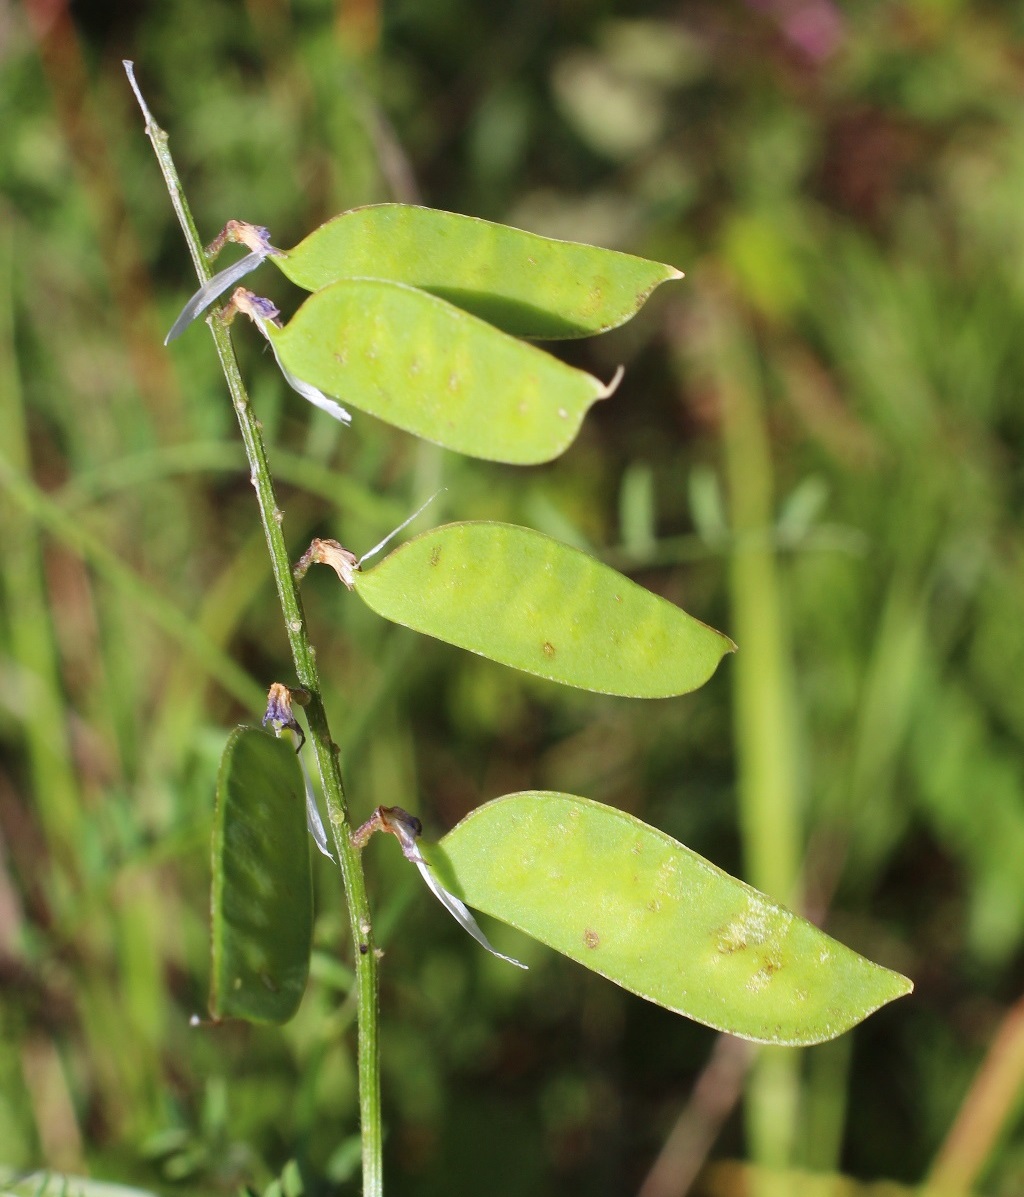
xmin=1 ymin=0 xmax=1023 ymax=1193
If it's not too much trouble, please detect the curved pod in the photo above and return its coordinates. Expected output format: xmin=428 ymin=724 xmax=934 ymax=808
xmin=210 ymin=727 xmax=313 ymax=1024
xmin=275 ymin=204 xmax=682 ymax=339
xmin=267 ymin=281 xmax=618 ymax=464
xmin=353 ymin=521 xmax=735 ymax=697
xmin=432 ymin=793 xmax=913 ymax=1045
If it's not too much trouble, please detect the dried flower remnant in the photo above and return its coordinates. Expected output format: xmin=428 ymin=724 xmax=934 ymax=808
xmin=354 ymin=805 xmax=527 ymax=970
xmin=224 ymin=288 xmax=353 ymax=425
xmin=165 ymin=252 xmax=265 ymax=343
xmin=294 ymin=538 xmax=359 ymax=588
xmin=165 ymin=220 xmax=283 ymax=343
xmin=293 ymin=490 xmax=446 ymax=586
xmin=262 ymin=681 xmax=306 ymax=749
xmin=261 ymin=683 xmax=334 ymax=861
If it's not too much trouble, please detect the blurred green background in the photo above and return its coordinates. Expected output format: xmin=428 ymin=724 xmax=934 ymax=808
xmin=2 ymin=0 xmax=1024 ymax=1193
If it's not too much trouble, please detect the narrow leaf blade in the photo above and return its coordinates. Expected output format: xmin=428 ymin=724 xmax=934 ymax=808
xmin=431 ymin=793 xmax=913 ymax=1045
xmin=210 ymin=727 xmax=313 ymax=1024
xmin=353 ymin=521 xmax=734 ymax=697
xmin=274 ymin=204 xmax=681 ymax=339
xmin=267 ymin=281 xmax=616 ymax=464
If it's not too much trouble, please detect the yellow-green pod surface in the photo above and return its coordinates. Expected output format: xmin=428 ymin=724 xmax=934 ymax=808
xmin=353 ymin=522 xmax=735 ymax=697
xmin=431 ymin=793 xmax=913 ymax=1045
xmin=210 ymin=727 xmax=312 ymax=1024
xmin=266 ymin=281 xmax=617 ymax=464
xmin=274 ymin=204 xmax=681 ymax=339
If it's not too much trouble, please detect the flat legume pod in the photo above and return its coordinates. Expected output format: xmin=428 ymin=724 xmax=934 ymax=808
xmin=352 ymin=521 xmax=735 ymax=696
xmin=430 ymin=792 xmax=913 ymax=1045
xmin=274 ymin=204 xmax=682 ymax=339
xmin=210 ymin=727 xmax=312 ymax=1024
xmin=266 ymin=282 xmax=619 ymax=464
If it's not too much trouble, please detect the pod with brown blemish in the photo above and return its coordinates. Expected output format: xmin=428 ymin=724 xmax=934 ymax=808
xmin=350 ymin=521 xmax=735 ymax=698
xmin=263 ymin=280 xmax=621 ymax=464
xmin=426 ymin=792 xmax=913 ymax=1045
xmin=272 ymin=204 xmax=682 ymax=340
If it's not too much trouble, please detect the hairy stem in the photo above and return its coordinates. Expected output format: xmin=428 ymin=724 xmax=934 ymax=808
xmin=123 ymin=62 xmax=383 ymax=1195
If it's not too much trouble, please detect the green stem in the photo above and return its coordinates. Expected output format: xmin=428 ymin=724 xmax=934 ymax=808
xmin=123 ymin=63 xmax=383 ymax=1195
xmin=0 ymin=455 xmax=264 ymax=712
xmin=0 ymin=238 xmax=82 ymax=909
xmin=928 ymin=989 xmax=1024 ymax=1194
xmin=698 ymin=292 xmax=803 ymax=1182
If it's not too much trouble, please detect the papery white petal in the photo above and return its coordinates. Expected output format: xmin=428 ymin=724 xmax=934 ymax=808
xmin=298 ymin=753 xmax=335 ymax=860
xmin=411 ymin=857 xmax=527 ymax=970
xmin=251 ymin=315 xmax=353 ymax=425
xmin=165 ymin=252 xmax=267 ymax=344
xmin=358 ymin=488 xmax=447 ymax=567
xmin=278 ymin=359 xmax=353 ymax=425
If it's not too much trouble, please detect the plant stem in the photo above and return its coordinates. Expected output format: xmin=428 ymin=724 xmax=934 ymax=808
xmin=689 ymin=290 xmax=803 ymax=1187
xmin=123 ymin=63 xmax=383 ymax=1195
xmin=0 ymin=454 xmax=264 ymax=711
xmin=928 ymin=990 xmax=1024 ymax=1194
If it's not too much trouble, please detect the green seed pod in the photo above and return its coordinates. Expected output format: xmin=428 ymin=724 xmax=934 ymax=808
xmin=431 ymin=793 xmax=913 ymax=1045
xmin=210 ymin=727 xmax=313 ymax=1024
xmin=352 ymin=521 xmax=735 ymax=697
xmin=264 ymin=281 xmax=621 ymax=464
xmin=274 ymin=204 xmax=682 ymax=339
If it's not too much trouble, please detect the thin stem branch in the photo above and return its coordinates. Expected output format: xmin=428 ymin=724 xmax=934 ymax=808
xmin=928 ymin=990 xmax=1024 ymax=1194
xmin=686 ymin=289 xmax=804 ymax=1181
xmin=0 ymin=455 xmax=263 ymax=710
xmin=123 ymin=62 xmax=383 ymax=1195
xmin=637 ymin=1035 xmax=753 ymax=1197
